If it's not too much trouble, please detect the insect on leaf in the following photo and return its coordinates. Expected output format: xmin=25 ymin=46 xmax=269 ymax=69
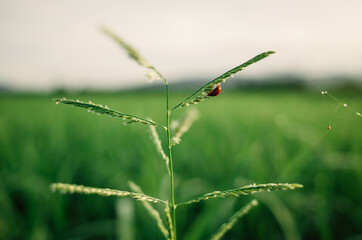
xmin=177 ymin=183 xmax=303 ymax=206
xmin=54 ymin=98 xmax=166 ymax=130
xmin=172 ymin=51 xmax=275 ymax=111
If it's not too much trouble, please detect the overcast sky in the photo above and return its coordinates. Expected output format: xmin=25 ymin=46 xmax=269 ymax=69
xmin=1 ymin=0 xmax=362 ymax=90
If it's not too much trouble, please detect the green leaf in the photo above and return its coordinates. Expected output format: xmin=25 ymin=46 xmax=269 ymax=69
xmin=54 ymin=98 xmax=166 ymax=130
xmin=172 ymin=51 xmax=275 ymax=111
xmin=177 ymin=183 xmax=303 ymax=206
xmin=51 ymin=183 xmax=167 ymax=204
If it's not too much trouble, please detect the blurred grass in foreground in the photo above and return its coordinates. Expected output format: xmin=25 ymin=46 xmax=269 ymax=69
xmin=0 ymin=89 xmax=361 ymax=240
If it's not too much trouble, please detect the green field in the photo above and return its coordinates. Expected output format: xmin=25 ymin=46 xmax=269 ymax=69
xmin=0 ymin=89 xmax=361 ymax=240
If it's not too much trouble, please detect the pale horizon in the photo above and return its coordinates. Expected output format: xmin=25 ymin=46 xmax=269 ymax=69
xmin=1 ymin=0 xmax=362 ymax=90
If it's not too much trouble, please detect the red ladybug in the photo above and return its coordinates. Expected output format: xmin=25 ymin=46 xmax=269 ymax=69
xmin=208 ymin=84 xmax=221 ymax=96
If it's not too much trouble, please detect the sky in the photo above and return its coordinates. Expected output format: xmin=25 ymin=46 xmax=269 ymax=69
xmin=1 ymin=0 xmax=362 ymax=90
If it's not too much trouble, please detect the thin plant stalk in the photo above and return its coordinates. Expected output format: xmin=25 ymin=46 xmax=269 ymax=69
xmin=154 ymin=66 xmax=177 ymax=239
xmin=167 ymin=109 xmax=177 ymax=239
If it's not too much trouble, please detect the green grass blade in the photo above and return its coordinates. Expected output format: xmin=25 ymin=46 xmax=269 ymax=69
xmin=128 ymin=181 xmax=170 ymax=240
xmin=51 ymin=183 xmax=167 ymax=204
xmin=210 ymin=200 xmax=258 ymax=240
xmin=54 ymin=98 xmax=166 ymax=130
xmin=172 ymin=51 xmax=275 ymax=111
xmin=177 ymin=183 xmax=303 ymax=206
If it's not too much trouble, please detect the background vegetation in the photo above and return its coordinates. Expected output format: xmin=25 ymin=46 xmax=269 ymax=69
xmin=0 ymin=87 xmax=361 ymax=240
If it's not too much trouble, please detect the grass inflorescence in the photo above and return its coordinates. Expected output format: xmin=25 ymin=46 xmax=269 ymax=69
xmin=51 ymin=27 xmax=303 ymax=239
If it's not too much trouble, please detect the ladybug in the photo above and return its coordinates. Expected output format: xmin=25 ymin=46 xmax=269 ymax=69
xmin=207 ymin=84 xmax=221 ymax=96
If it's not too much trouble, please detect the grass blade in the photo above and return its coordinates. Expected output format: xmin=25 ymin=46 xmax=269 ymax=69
xmin=172 ymin=51 xmax=275 ymax=111
xmin=210 ymin=200 xmax=258 ymax=240
xmin=128 ymin=181 xmax=170 ymax=240
xmin=54 ymin=98 xmax=166 ymax=130
xmin=177 ymin=183 xmax=303 ymax=206
xmin=51 ymin=183 xmax=167 ymax=204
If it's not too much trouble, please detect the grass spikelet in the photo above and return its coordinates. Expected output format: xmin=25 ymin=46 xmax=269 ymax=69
xmin=149 ymin=125 xmax=170 ymax=175
xmin=51 ymin=183 xmax=167 ymax=204
xmin=54 ymin=98 xmax=166 ymax=130
xmin=178 ymin=183 xmax=303 ymax=206
xmin=165 ymin=202 xmax=175 ymax=240
xmin=100 ymin=26 xmax=164 ymax=83
xmin=210 ymin=200 xmax=259 ymax=240
xmin=171 ymin=109 xmax=199 ymax=146
xmin=128 ymin=181 xmax=170 ymax=240
xmin=100 ymin=26 xmax=151 ymax=68
xmin=146 ymin=69 xmax=162 ymax=82
xmin=172 ymin=51 xmax=275 ymax=110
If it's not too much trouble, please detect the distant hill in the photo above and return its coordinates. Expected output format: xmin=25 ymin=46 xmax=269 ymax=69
xmin=1 ymin=75 xmax=361 ymax=95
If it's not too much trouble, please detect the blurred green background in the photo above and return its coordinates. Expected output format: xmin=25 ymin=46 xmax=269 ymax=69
xmin=0 ymin=87 xmax=361 ymax=240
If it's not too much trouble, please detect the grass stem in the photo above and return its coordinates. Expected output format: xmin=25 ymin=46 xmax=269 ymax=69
xmin=164 ymin=73 xmax=177 ymax=239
